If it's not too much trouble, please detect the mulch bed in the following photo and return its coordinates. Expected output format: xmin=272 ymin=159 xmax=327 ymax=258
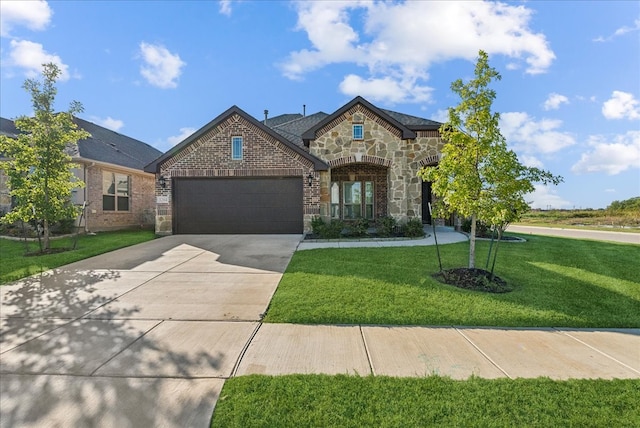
xmin=432 ymin=268 xmax=513 ymax=293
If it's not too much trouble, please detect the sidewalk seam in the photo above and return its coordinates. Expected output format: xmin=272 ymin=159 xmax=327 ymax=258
xmin=359 ymin=325 xmax=375 ymax=376
xmin=555 ymin=328 xmax=640 ymax=375
xmin=230 ymin=322 xmax=262 ymax=378
xmin=455 ymin=328 xmax=512 ymax=379
xmin=89 ymin=320 xmax=164 ymax=376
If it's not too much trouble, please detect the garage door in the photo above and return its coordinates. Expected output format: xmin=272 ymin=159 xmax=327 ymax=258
xmin=173 ymin=177 xmax=303 ymax=234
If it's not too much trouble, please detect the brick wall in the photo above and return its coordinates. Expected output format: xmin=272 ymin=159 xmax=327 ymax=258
xmin=84 ymin=164 xmax=156 ymax=231
xmin=156 ymin=113 xmax=317 ymax=234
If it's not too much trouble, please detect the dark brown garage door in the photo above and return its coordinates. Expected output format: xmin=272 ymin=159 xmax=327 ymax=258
xmin=173 ymin=177 xmax=303 ymax=234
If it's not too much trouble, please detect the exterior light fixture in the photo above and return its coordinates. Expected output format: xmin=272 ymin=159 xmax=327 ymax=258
xmin=307 ymin=173 xmax=314 ymax=187
xmin=159 ymin=176 xmax=167 ymax=189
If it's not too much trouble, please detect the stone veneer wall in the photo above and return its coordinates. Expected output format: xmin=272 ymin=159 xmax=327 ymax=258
xmin=155 ymin=113 xmax=317 ymax=234
xmin=84 ymin=164 xmax=156 ymax=231
xmin=309 ymin=105 xmax=445 ymax=223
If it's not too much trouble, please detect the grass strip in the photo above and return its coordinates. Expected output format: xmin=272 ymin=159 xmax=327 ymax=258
xmin=212 ymin=375 xmax=640 ymax=428
xmin=0 ymin=230 xmax=156 ymax=284
xmin=264 ymin=235 xmax=640 ymax=327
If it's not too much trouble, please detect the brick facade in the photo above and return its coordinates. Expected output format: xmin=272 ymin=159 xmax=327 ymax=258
xmin=83 ymin=163 xmax=156 ymax=231
xmin=154 ymin=113 xmax=317 ymax=234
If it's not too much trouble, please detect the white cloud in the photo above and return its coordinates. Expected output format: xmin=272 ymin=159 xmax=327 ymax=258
xmin=500 ymin=112 xmax=576 ymax=154
xmin=593 ymin=18 xmax=640 ymax=42
xmin=7 ymin=39 xmax=70 ymax=80
xmin=139 ymin=42 xmax=186 ymax=89
xmin=571 ymin=131 xmax=640 ymax=175
xmin=0 ymin=0 xmax=52 ymax=37
xmin=91 ymin=116 xmax=124 ymax=132
xmin=543 ymin=93 xmax=569 ymax=111
xmin=526 ymin=184 xmax=572 ymax=210
xmin=431 ymin=109 xmax=449 ymax=123
xmin=602 ymin=91 xmax=640 ymax=120
xmin=339 ymin=74 xmax=432 ymax=104
xmin=281 ymin=1 xmax=555 ymax=103
xmin=168 ymin=127 xmax=196 ymax=146
xmin=219 ymin=0 xmax=232 ymax=16
xmin=519 ymin=154 xmax=544 ymax=169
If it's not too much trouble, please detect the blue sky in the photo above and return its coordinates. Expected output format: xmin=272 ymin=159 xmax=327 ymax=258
xmin=1 ymin=0 xmax=638 ymax=209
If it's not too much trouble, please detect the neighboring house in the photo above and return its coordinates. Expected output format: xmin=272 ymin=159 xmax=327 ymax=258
xmin=145 ymin=96 xmax=446 ymax=235
xmin=0 ymin=117 xmax=162 ymax=232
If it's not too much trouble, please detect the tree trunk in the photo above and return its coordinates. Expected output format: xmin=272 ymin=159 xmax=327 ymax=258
xmin=468 ymin=213 xmax=476 ymax=268
xmin=43 ymin=218 xmax=50 ymax=251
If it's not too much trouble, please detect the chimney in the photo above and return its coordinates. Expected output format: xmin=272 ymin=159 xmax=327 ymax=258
xmin=264 ymin=109 xmax=269 ymax=124
xmin=303 ymin=104 xmax=306 ymax=117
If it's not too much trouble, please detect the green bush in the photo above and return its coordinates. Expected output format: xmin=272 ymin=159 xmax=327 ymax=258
xmin=401 ymin=218 xmax=424 ymax=238
xmin=311 ymin=216 xmax=325 ymax=236
xmin=309 ymin=216 xmax=344 ymax=239
xmin=376 ymin=216 xmax=397 ymax=237
xmin=346 ymin=217 xmax=369 ymax=237
xmin=461 ymin=218 xmax=490 ymax=236
xmin=323 ymin=219 xmax=344 ymax=239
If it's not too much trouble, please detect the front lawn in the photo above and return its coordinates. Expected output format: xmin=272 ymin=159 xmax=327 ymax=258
xmin=264 ymin=235 xmax=640 ymax=327
xmin=0 ymin=230 xmax=156 ymax=284
xmin=212 ymin=375 xmax=640 ymax=427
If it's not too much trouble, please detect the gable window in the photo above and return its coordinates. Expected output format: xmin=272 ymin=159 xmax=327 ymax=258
xmin=352 ymin=124 xmax=363 ymax=140
xmin=231 ymin=136 xmax=243 ymax=160
xmin=103 ymin=172 xmax=130 ymax=211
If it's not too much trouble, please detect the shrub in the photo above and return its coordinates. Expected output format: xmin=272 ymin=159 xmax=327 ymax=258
xmin=461 ymin=218 xmax=491 ymax=236
xmin=346 ymin=217 xmax=369 ymax=237
xmin=311 ymin=216 xmax=325 ymax=236
xmin=322 ymin=219 xmax=344 ymax=239
xmin=402 ymin=217 xmax=425 ymax=238
xmin=376 ymin=216 xmax=397 ymax=237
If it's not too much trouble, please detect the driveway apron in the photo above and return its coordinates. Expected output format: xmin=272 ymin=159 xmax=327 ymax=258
xmin=0 ymin=234 xmax=301 ymax=428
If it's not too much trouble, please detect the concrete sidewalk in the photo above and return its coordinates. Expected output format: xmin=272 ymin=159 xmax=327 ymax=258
xmin=1 ymin=232 xmax=639 ymax=427
xmin=236 ymin=324 xmax=640 ymax=380
xmin=297 ymin=225 xmax=468 ymax=250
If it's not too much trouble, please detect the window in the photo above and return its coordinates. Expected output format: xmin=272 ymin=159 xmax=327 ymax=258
xmin=232 ymin=136 xmax=243 ymax=160
xmin=336 ymin=181 xmax=374 ymax=219
xmin=330 ymin=182 xmax=340 ymax=218
xmin=353 ymin=124 xmax=363 ymax=140
xmin=103 ymin=172 xmax=130 ymax=211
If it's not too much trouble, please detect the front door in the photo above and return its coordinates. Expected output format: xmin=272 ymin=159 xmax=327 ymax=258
xmin=421 ymin=181 xmax=432 ymax=224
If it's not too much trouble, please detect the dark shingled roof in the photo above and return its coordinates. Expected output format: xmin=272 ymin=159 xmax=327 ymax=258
xmin=269 ymin=112 xmax=329 ymax=148
xmin=265 ymin=114 xmax=303 ymax=127
xmin=0 ymin=116 xmax=162 ymax=171
xmin=381 ymin=109 xmax=442 ymax=130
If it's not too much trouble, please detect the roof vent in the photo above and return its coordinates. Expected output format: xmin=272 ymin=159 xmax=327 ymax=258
xmin=303 ymin=104 xmax=306 ymax=117
xmin=264 ymin=109 xmax=269 ymax=124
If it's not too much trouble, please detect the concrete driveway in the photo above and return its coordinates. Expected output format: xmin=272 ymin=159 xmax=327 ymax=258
xmin=0 ymin=234 xmax=302 ymax=428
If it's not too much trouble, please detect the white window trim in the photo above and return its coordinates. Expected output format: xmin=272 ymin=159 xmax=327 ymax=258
xmin=231 ymin=136 xmax=243 ymax=160
xmin=353 ymin=124 xmax=363 ymax=140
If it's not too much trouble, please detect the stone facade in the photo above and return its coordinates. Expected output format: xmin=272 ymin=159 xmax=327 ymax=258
xmin=309 ymin=104 xmax=444 ymax=224
xmin=153 ymin=112 xmax=317 ymax=235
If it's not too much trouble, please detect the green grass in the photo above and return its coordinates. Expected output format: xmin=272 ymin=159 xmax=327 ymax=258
xmin=0 ymin=230 xmax=156 ymax=284
xmin=264 ymin=235 xmax=640 ymax=327
xmin=212 ymin=375 xmax=640 ymax=427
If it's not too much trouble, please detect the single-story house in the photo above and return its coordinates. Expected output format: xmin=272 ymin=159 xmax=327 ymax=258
xmin=145 ymin=96 xmax=446 ymax=235
xmin=0 ymin=116 xmax=162 ymax=232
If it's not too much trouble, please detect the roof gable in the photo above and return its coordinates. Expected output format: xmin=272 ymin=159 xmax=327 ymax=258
xmin=144 ymin=106 xmax=328 ymax=173
xmin=301 ymin=96 xmax=418 ymax=145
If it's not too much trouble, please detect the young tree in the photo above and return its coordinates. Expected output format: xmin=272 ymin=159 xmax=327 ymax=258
xmin=419 ymin=51 xmax=561 ymax=269
xmin=0 ymin=63 xmax=89 ymax=251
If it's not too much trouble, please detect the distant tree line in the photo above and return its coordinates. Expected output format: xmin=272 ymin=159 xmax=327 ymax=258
xmin=607 ymin=197 xmax=640 ymax=213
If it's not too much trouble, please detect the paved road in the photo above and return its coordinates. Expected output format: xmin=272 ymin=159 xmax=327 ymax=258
xmin=507 ymin=224 xmax=640 ymax=244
